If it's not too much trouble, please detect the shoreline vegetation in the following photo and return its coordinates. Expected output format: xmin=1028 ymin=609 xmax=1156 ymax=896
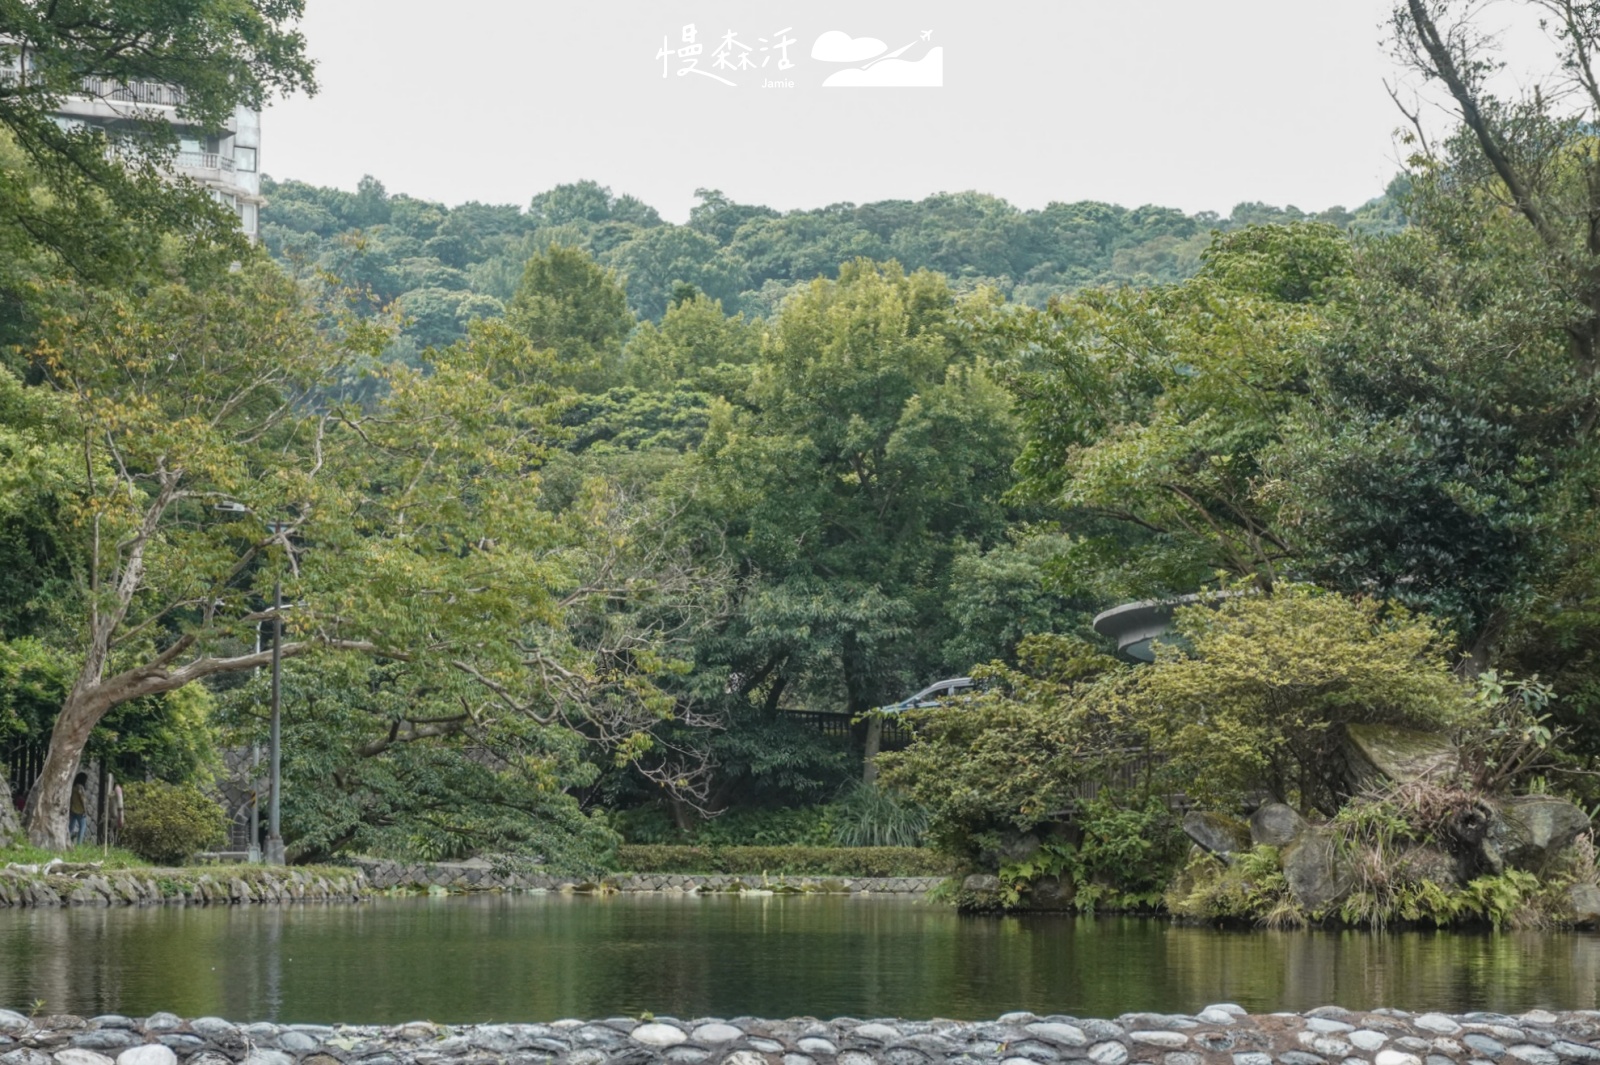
xmin=2 ymin=840 xmax=1595 ymax=930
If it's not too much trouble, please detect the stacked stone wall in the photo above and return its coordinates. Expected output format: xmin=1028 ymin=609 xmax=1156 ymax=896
xmin=0 ymin=867 xmax=364 ymax=908
xmin=349 ymin=858 xmax=942 ymax=895
xmin=2 ymin=1008 xmax=1599 ymax=1065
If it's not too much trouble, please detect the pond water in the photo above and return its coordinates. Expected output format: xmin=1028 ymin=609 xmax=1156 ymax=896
xmin=2 ymin=894 xmax=1598 ymax=1023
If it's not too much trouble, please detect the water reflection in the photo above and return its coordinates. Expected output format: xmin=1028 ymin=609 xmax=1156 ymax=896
xmin=1 ymin=895 xmax=1596 ymax=1023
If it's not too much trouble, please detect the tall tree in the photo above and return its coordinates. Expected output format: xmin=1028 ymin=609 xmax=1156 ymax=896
xmin=1338 ymin=1 xmax=1600 ymax=669
xmin=509 ymin=244 xmax=634 ymax=392
xmin=692 ymin=262 xmax=1020 ymax=787
xmin=16 ymin=262 xmax=366 ymax=845
xmin=1391 ymin=0 xmax=1600 ymax=424
xmin=1003 ymin=224 xmax=1349 ymax=602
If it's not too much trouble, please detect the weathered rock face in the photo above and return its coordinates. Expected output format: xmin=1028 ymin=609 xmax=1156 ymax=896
xmin=1343 ymin=723 xmax=1458 ymax=789
xmin=1249 ymin=803 xmax=1307 ymax=848
xmin=1281 ymin=827 xmax=1352 ymax=912
xmin=1569 ymin=882 xmax=1600 ymax=925
xmin=1483 ymin=796 xmax=1593 ymax=874
xmin=1030 ymin=875 xmax=1070 ymax=906
xmin=996 ymin=833 xmax=1042 ymax=864
xmin=974 ymin=833 xmax=1043 ymax=870
xmin=1392 ymin=845 xmax=1465 ymax=889
xmin=1183 ymin=811 xmax=1251 ymax=859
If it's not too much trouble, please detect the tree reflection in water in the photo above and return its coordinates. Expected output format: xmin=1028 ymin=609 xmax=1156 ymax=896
xmin=0 ymin=898 xmax=1595 ymax=1022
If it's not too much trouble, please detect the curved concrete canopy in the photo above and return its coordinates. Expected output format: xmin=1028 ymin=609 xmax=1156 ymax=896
xmin=1091 ymin=592 xmax=1237 ymax=662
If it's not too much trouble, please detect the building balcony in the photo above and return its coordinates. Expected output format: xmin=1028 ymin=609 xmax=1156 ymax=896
xmin=176 ymin=150 xmax=235 ymax=172
xmin=80 ymin=76 xmax=187 ymax=108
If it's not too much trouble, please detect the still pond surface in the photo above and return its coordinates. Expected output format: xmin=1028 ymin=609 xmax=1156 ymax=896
xmin=2 ymin=894 xmax=1598 ymax=1023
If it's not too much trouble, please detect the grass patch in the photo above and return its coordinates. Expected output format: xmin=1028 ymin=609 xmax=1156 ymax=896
xmin=0 ymin=843 xmax=149 ymax=869
xmin=0 ymin=846 xmax=359 ymax=883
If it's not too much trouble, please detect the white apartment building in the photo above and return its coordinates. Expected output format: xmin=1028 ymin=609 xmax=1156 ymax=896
xmin=0 ymin=46 xmax=263 ymax=239
xmin=51 ymin=79 xmax=263 ymax=239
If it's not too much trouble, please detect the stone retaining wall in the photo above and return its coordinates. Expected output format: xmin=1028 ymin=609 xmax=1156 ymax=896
xmin=2 ymin=1008 xmax=1598 ymax=1065
xmin=0 ymin=867 xmax=366 ymax=908
xmin=350 ymin=858 xmax=942 ymax=895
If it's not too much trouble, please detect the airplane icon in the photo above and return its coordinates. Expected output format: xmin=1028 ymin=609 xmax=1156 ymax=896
xmin=921 ymin=30 xmax=932 ymax=40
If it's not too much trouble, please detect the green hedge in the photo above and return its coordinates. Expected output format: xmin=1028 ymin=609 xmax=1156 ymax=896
xmin=614 ymin=844 xmax=958 ymax=878
xmin=121 ymin=781 xmax=227 ymax=866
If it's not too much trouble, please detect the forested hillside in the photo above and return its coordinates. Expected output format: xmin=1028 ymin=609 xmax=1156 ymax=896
xmin=259 ymin=176 xmax=1405 ymax=356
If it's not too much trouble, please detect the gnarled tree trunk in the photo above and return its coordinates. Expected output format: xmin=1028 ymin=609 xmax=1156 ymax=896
xmin=21 ymin=634 xmax=375 ymax=849
xmin=21 ymin=697 xmax=98 ymax=849
xmin=0 ymin=773 xmax=21 ymax=845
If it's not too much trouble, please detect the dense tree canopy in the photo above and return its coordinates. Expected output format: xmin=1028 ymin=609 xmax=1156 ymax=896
xmin=9 ymin=0 xmax=1600 ymax=868
xmin=259 ymin=176 xmax=1401 ymax=359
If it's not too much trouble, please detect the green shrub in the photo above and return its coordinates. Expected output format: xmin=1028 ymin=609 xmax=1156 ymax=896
xmin=612 ymin=805 xmax=836 ymax=847
xmin=687 ymin=806 xmax=835 ymax=847
xmin=1166 ymin=845 xmax=1303 ymax=927
xmin=120 ymin=781 xmax=227 ymax=865
xmin=830 ymin=784 xmax=929 ymax=848
xmin=614 ymin=844 xmax=958 ymax=877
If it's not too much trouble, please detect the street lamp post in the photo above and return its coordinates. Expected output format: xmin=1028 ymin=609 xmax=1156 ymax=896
xmin=216 ymin=502 xmax=290 ymax=865
xmin=263 ymin=518 xmax=294 ymax=867
xmin=266 ymin=576 xmax=285 ymax=865
xmin=248 ymin=620 xmax=262 ymax=864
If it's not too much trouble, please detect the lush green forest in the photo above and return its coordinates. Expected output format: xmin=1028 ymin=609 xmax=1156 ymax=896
xmin=2 ymin=0 xmax=1598 ymax=926
xmin=257 ymin=174 xmax=1406 ymax=356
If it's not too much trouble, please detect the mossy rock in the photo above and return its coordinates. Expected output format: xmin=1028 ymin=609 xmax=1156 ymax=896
xmin=1486 ymin=796 xmax=1593 ymax=873
xmin=1282 ymin=827 xmax=1353 ymax=913
xmin=954 ymin=887 xmax=1004 ymax=914
xmin=1182 ymin=811 xmax=1251 ymax=858
xmin=1343 ymin=723 xmax=1457 ymax=788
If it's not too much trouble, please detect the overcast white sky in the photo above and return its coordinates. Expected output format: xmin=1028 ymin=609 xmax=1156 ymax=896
xmin=262 ymin=1 xmax=1562 ymax=222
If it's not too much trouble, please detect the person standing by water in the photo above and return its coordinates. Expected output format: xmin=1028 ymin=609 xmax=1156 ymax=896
xmin=69 ymin=771 xmax=88 ymax=845
xmin=107 ymin=774 xmax=124 ymax=847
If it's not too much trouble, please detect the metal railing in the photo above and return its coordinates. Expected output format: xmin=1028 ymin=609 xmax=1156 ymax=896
xmin=80 ymin=76 xmax=187 ymax=107
xmin=781 ymin=709 xmax=914 ymax=750
xmin=175 ymin=150 xmax=234 ymax=172
xmin=3 ymin=735 xmax=46 ymax=811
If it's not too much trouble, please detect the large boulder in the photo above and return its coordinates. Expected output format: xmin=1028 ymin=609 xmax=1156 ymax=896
xmin=1342 ymin=723 xmax=1457 ymax=789
xmin=1249 ymin=803 xmax=1307 ymax=848
xmin=1030 ymin=874 xmax=1071 ymax=907
xmin=1282 ymin=827 xmax=1353 ymax=912
xmin=996 ymin=832 xmax=1041 ymax=864
xmin=1393 ymin=844 xmax=1465 ymax=888
xmin=1182 ymin=811 xmax=1251 ymax=859
xmin=976 ymin=831 xmax=1042 ymax=871
xmin=1482 ymin=796 xmax=1593 ymax=874
xmin=1574 ymin=876 xmax=1600 ymax=921
xmin=1569 ymin=883 xmax=1600 ymax=926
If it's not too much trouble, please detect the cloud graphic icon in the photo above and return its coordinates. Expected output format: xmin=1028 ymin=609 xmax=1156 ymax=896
xmin=822 ymin=47 xmax=943 ymax=87
xmin=811 ymin=31 xmax=888 ymax=63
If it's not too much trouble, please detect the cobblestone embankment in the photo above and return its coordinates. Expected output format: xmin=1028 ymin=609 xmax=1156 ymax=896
xmin=351 ymin=858 xmax=942 ymax=895
xmin=0 ymin=866 xmax=366 ymax=908
xmin=2 ymin=1007 xmax=1599 ymax=1065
